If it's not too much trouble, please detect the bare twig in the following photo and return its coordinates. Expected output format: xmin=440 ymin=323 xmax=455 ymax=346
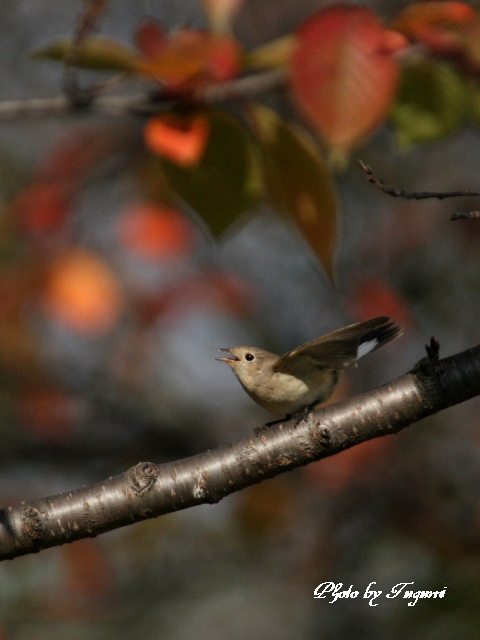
xmin=357 ymin=159 xmax=480 ymax=200
xmin=63 ymin=0 xmax=109 ymax=104
xmin=1 ymin=341 xmax=479 ymax=561
xmin=74 ymin=0 xmax=108 ymax=43
xmin=0 ymin=69 xmax=287 ymax=121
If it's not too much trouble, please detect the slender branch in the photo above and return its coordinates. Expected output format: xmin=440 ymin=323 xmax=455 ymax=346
xmin=357 ymin=159 xmax=480 ymax=200
xmin=0 ymin=69 xmax=287 ymax=121
xmin=1 ymin=341 xmax=479 ymax=561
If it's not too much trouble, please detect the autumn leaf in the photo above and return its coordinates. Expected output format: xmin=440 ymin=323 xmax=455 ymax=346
xmin=160 ymin=110 xmax=261 ymax=236
xmin=136 ymin=29 xmax=242 ymax=88
xmin=392 ymin=1 xmax=476 ymax=53
xmin=135 ymin=18 xmax=167 ymax=59
xmin=249 ymin=104 xmax=338 ymax=281
xmin=43 ymin=250 xmax=123 ymax=335
xmin=31 ymin=36 xmax=140 ymax=71
xmin=118 ymin=203 xmax=196 ymax=261
xmin=144 ymin=114 xmax=211 ymax=166
xmin=290 ymin=6 xmax=407 ymax=166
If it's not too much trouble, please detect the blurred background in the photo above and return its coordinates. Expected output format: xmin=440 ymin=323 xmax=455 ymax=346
xmin=0 ymin=1 xmax=480 ymax=639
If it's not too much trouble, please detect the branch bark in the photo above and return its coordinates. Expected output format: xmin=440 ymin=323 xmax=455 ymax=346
xmin=1 ymin=342 xmax=479 ymax=561
xmin=0 ymin=69 xmax=287 ymax=120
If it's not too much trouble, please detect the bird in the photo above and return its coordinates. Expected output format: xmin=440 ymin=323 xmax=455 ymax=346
xmin=216 ymin=316 xmax=402 ymax=424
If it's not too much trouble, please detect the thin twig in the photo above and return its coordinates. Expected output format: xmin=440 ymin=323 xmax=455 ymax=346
xmin=357 ymin=159 xmax=480 ymax=200
xmin=64 ymin=0 xmax=110 ymax=105
xmin=0 ymin=69 xmax=287 ymax=121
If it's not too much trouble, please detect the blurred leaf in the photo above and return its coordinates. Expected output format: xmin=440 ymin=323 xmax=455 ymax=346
xmin=392 ymin=1 xmax=476 ymax=52
xmin=118 ymin=203 xmax=196 ymax=261
xmin=31 ymin=36 xmax=140 ymax=71
xmin=136 ymin=30 xmax=242 ymax=87
xmin=460 ymin=18 xmax=480 ymax=72
xmin=200 ymin=0 xmax=246 ymax=34
xmin=249 ymin=104 xmax=338 ymax=281
xmin=42 ymin=250 xmax=123 ymax=336
xmin=290 ymin=6 xmax=407 ymax=167
xmin=144 ymin=113 xmax=211 ymax=166
xmin=390 ymin=59 xmax=468 ymax=147
xmin=246 ymin=34 xmax=296 ymax=69
xmin=161 ymin=110 xmax=261 ymax=236
xmin=134 ymin=18 xmax=167 ymax=59
xmin=347 ymin=275 xmax=414 ymax=328
xmin=13 ymin=183 xmax=71 ymax=236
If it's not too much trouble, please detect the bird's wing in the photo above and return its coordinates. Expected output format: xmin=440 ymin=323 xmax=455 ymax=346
xmin=273 ymin=316 xmax=402 ymax=374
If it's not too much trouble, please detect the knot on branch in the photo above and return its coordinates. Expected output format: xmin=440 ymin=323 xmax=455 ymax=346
xmin=129 ymin=461 xmax=158 ymax=497
xmin=410 ymin=337 xmax=442 ymax=400
xmin=22 ymin=507 xmax=45 ymax=540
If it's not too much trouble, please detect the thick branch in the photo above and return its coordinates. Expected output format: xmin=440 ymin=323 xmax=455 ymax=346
xmin=1 ymin=342 xmax=479 ymax=561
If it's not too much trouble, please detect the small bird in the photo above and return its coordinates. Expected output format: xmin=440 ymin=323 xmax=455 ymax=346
xmin=216 ymin=316 xmax=402 ymax=423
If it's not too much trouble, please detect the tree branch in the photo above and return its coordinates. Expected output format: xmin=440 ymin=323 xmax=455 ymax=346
xmin=357 ymin=159 xmax=480 ymax=200
xmin=0 ymin=69 xmax=288 ymax=121
xmin=1 ymin=341 xmax=479 ymax=561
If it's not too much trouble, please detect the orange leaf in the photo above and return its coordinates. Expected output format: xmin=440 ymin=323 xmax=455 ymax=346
xmin=118 ymin=203 xmax=195 ymax=260
xmin=136 ymin=29 xmax=241 ymax=87
xmin=144 ymin=113 xmax=211 ymax=166
xmin=291 ymin=6 xmax=407 ymax=164
xmin=43 ymin=250 xmax=123 ymax=335
xmin=392 ymin=1 xmax=475 ymax=52
xmin=135 ymin=18 xmax=167 ymax=59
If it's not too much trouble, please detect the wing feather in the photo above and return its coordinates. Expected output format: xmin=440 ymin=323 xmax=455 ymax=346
xmin=273 ymin=316 xmax=402 ymax=375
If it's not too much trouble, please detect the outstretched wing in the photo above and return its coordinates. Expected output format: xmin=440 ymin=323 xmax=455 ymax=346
xmin=274 ymin=316 xmax=402 ymax=375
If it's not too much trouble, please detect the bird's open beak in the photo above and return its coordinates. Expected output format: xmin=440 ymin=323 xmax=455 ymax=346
xmin=216 ymin=348 xmax=239 ymax=363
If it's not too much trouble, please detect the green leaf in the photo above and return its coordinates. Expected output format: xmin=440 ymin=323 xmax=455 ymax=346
xmin=161 ymin=110 xmax=261 ymax=236
xmin=245 ymin=34 xmax=296 ymax=69
xmin=31 ymin=37 xmax=140 ymax=72
xmin=390 ymin=60 xmax=469 ymax=148
xmin=248 ymin=103 xmax=338 ymax=281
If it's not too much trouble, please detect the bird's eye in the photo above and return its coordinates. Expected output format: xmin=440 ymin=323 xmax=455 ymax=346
xmin=245 ymin=353 xmax=255 ymax=361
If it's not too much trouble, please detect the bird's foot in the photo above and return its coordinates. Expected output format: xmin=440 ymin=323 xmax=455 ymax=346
xmin=293 ymin=406 xmax=314 ymax=428
xmin=254 ymin=415 xmax=291 ymax=434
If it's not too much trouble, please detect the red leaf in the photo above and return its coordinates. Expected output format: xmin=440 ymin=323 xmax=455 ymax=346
xmin=291 ymin=7 xmax=407 ymax=163
xmin=12 ymin=183 xmax=72 ymax=234
xmin=347 ymin=276 xmax=414 ymax=329
xmin=144 ymin=113 xmax=211 ymax=166
xmin=392 ymin=1 xmax=476 ymax=53
xmin=135 ymin=18 xmax=167 ymax=59
xmin=137 ymin=29 xmax=241 ymax=88
xmin=118 ymin=203 xmax=195 ymax=260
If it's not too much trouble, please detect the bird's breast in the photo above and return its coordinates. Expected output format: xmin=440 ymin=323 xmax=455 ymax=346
xmin=245 ymin=368 xmax=339 ymax=415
